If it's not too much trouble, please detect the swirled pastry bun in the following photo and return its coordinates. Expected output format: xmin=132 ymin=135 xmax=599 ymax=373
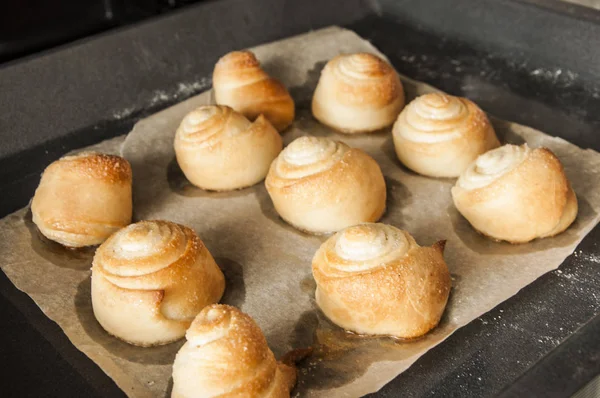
xmin=172 ymin=304 xmax=296 ymax=398
xmin=312 ymin=223 xmax=451 ymax=338
xmin=312 ymin=53 xmax=405 ymax=134
xmin=91 ymin=221 xmax=225 ymax=346
xmin=174 ymin=105 xmax=282 ymax=191
xmin=452 ymin=144 xmax=578 ymax=243
xmin=265 ymin=136 xmax=386 ymax=234
xmin=392 ymin=93 xmax=500 ymax=177
xmin=31 ymin=152 xmax=132 ymax=247
xmin=213 ymin=51 xmax=295 ymax=132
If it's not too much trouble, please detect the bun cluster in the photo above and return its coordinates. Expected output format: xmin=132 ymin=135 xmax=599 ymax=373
xmin=28 ymin=44 xmax=580 ymax=398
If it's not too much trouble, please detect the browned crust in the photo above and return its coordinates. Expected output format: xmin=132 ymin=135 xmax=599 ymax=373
xmin=312 ymin=231 xmax=451 ymax=339
xmin=177 ymin=304 xmax=296 ymax=396
xmin=433 ymin=239 xmax=447 ymax=253
xmin=31 ymin=152 xmax=133 ymax=246
xmin=213 ymin=50 xmax=295 ymax=132
xmin=215 ymin=50 xmax=261 ymax=70
xmin=47 ymin=152 xmax=132 ymax=184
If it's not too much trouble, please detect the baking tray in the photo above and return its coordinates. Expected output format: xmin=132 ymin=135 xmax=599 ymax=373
xmin=1 ymin=0 xmax=599 ymax=396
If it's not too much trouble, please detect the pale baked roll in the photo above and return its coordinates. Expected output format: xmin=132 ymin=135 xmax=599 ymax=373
xmin=311 ymin=53 xmax=405 ymax=134
xmin=172 ymin=304 xmax=296 ymax=398
xmin=31 ymin=152 xmax=132 ymax=247
xmin=265 ymin=136 xmax=386 ymax=234
xmin=213 ymin=51 xmax=295 ymax=132
xmin=91 ymin=220 xmax=225 ymax=346
xmin=452 ymin=144 xmax=578 ymax=243
xmin=312 ymin=223 xmax=451 ymax=338
xmin=392 ymin=93 xmax=500 ymax=177
xmin=174 ymin=105 xmax=282 ymax=191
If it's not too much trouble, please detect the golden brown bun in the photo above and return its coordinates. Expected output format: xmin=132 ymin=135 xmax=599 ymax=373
xmin=392 ymin=93 xmax=500 ymax=177
xmin=213 ymin=51 xmax=295 ymax=132
xmin=312 ymin=223 xmax=451 ymax=338
xmin=265 ymin=136 xmax=386 ymax=234
xmin=171 ymin=304 xmax=296 ymax=398
xmin=452 ymin=144 xmax=578 ymax=243
xmin=174 ymin=105 xmax=282 ymax=191
xmin=311 ymin=53 xmax=405 ymax=134
xmin=31 ymin=152 xmax=132 ymax=247
xmin=91 ymin=221 xmax=225 ymax=347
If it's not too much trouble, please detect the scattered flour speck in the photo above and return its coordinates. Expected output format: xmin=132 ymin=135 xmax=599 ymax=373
xmin=112 ymin=107 xmax=134 ymax=120
xmin=149 ymin=90 xmax=171 ymax=106
xmin=113 ymin=78 xmax=212 ymax=120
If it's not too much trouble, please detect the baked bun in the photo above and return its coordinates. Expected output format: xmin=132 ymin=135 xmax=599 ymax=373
xmin=311 ymin=53 xmax=404 ymax=134
xmin=31 ymin=152 xmax=132 ymax=247
xmin=171 ymin=304 xmax=296 ymax=398
xmin=452 ymin=144 xmax=578 ymax=243
xmin=213 ymin=51 xmax=295 ymax=132
xmin=91 ymin=220 xmax=225 ymax=346
xmin=265 ymin=136 xmax=386 ymax=234
xmin=392 ymin=93 xmax=500 ymax=177
xmin=312 ymin=223 xmax=451 ymax=338
xmin=174 ymin=105 xmax=282 ymax=191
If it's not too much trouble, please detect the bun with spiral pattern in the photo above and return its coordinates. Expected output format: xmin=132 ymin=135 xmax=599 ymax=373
xmin=312 ymin=53 xmax=405 ymax=134
xmin=213 ymin=51 xmax=295 ymax=132
xmin=171 ymin=304 xmax=296 ymax=398
xmin=452 ymin=144 xmax=578 ymax=243
xmin=31 ymin=152 xmax=132 ymax=247
xmin=91 ymin=220 xmax=225 ymax=346
xmin=174 ymin=105 xmax=282 ymax=191
xmin=265 ymin=136 xmax=386 ymax=234
xmin=392 ymin=93 xmax=500 ymax=177
xmin=312 ymin=223 xmax=450 ymax=338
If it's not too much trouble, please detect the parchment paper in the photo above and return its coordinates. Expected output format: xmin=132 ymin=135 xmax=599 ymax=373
xmin=1 ymin=27 xmax=600 ymax=398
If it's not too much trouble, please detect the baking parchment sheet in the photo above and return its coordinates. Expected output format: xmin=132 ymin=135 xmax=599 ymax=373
xmin=1 ymin=27 xmax=599 ymax=398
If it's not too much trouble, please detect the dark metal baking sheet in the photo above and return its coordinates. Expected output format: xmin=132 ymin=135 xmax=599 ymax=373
xmin=1 ymin=0 xmax=599 ymax=396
